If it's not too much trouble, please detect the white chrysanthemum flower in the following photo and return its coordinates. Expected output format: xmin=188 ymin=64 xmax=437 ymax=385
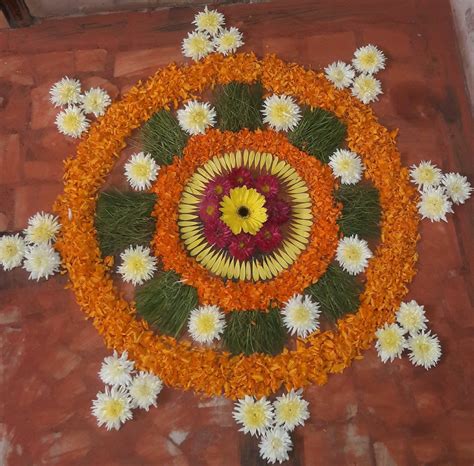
xmin=23 ymin=244 xmax=61 ymax=281
xmin=273 ymin=389 xmax=310 ymax=431
xmin=81 ymin=87 xmax=111 ymax=117
xmin=0 ymin=234 xmax=26 ymax=271
xmin=375 ymin=323 xmax=407 ymax=363
xmin=213 ymin=27 xmax=244 ymax=55
xmin=352 ymin=44 xmax=386 ymax=74
xmin=117 ymin=245 xmax=157 ymax=286
xmin=49 ymin=77 xmax=81 ymax=107
xmin=282 ymin=294 xmax=320 ymax=339
xmin=396 ymin=300 xmax=427 ymax=334
xmin=188 ymin=305 xmax=226 ymax=344
xmin=324 ymin=61 xmax=355 ymax=89
xmin=177 ymin=100 xmax=216 ymax=135
xmin=417 ymin=186 xmax=453 ymax=222
xmin=91 ymin=386 xmax=133 ymax=431
xmin=129 ymin=372 xmax=163 ymax=411
xmin=124 ymin=152 xmax=159 ymax=191
xmin=233 ymin=396 xmax=274 ymax=436
xmin=99 ymin=350 xmax=135 ymax=387
xmin=409 ymin=161 xmax=442 ymax=189
xmin=328 ymin=149 xmax=364 ymax=185
xmin=262 ymin=94 xmax=302 ymax=131
xmin=336 ymin=235 xmax=372 ymax=275
xmin=407 ymin=330 xmax=442 ymax=370
xmin=259 ymin=427 xmax=293 ymax=464
xmin=442 ymin=172 xmax=472 ymax=205
xmin=193 ymin=6 xmax=225 ymax=35
xmin=351 ymin=74 xmax=382 ymax=104
xmin=23 ymin=212 xmax=60 ymax=245
xmin=55 ymin=106 xmax=89 ymax=138
xmin=182 ymin=31 xmax=214 ymax=61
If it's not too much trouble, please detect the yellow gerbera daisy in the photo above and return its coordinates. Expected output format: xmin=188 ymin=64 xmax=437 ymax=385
xmin=220 ymin=186 xmax=268 ymax=235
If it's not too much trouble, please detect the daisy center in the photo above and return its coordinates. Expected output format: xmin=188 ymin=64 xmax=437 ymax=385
xmin=244 ymin=406 xmax=266 ymax=428
xmin=4 ymin=244 xmax=19 ymax=258
xmin=131 ymin=162 xmax=151 ymax=179
xmin=270 ymin=103 xmax=291 ymax=123
xmin=189 ymin=108 xmax=209 ymax=126
xmin=214 ymin=185 xmax=224 ymax=195
xmin=361 ymin=53 xmax=377 ymax=67
xmin=279 ymin=401 xmax=300 ymax=421
xmin=136 ymin=383 xmax=152 ymax=398
xmin=238 ymin=206 xmax=250 ymax=218
xmin=380 ymin=330 xmax=400 ymax=350
xmin=343 ymin=245 xmax=362 ymax=262
xmin=271 ymin=438 xmax=283 ymax=449
xmin=338 ymin=159 xmax=352 ymax=171
xmin=221 ymin=35 xmax=237 ymax=48
xmin=418 ymin=167 xmax=436 ymax=183
xmin=415 ymin=340 xmax=431 ymax=356
xmin=63 ymin=113 xmax=81 ymax=131
xmin=128 ymin=256 xmax=146 ymax=273
xmin=292 ymin=306 xmax=311 ymax=324
xmin=60 ymin=86 xmax=77 ymax=101
xmin=196 ymin=314 xmax=216 ymax=335
xmin=359 ymin=78 xmax=376 ymax=93
xmin=426 ymin=197 xmax=443 ymax=214
xmin=190 ymin=37 xmax=209 ymax=54
xmin=103 ymin=399 xmax=125 ymax=419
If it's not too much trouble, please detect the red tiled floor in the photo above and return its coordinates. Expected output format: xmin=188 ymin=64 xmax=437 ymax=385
xmin=1 ymin=0 xmax=473 ymax=465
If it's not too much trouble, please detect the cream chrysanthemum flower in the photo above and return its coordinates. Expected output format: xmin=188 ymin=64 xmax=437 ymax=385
xmin=213 ymin=27 xmax=244 ymax=55
xmin=0 ymin=234 xmax=26 ymax=271
xmin=23 ymin=244 xmax=61 ymax=281
xmin=124 ymin=152 xmax=159 ymax=191
xmin=193 ymin=6 xmax=225 ymax=35
xmin=233 ymin=396 xmax=274 ymax=436
xmin=282 ymin=294 xmax=320 ymax=339
xmin=177 ymin=100 xmax=216 ymax=135
xmin=324 ymin=61 xmax=355 ymax=89
xmin=351 ymin=74 xmax=382 ymax=104
xmin=49 ymin=77 xmax=81 ymax=107
xmin=336 ymin=235 xmax=372 ymax=275
xmin=99 ymin=350 xmax=135 ymax=387
xmin=328 ymin=149 xmax=364 ymax=184
xmin=273 ymin=389 xmax=310 ymax=431
xmin=410 ymin=161 xmax=442 ymax=189
xmin=129 ymin=372 xmax=163 ymax=411
xmin=407 ymin=331 xmax=442 ymax=370
xmin=188 ymin=305 xmax=226 ymax=344
xmin=81 ymin=87 xmax=111 ymax=117
xmin=396 ymin=300 xmax=427 ymax=334
xmin=417 ymin=186 xmax=453 ymax=222
xmin=182 ymin=31 xmax=214 ymax=61
xmin=55 ymin=106 xmax=89 ymax=138
xmin=442 ymin=172 xmax=472 ymax=205
xmin=24 ymin=212 xmax=60 ymax=245
xmin=262 ymin=95 xmax=302 ymax=131
xmin=352 ymin=44 xmax=386 ymax=74
xmin=117 ymin=245 xmax=157 ymax=286
xmin=259 ymin=427 xmax=293 ymax=464
xmin=92 ymin=386 xmax=133 ymax=431
xmin=375 ymin=323 xmax=406 ymax=363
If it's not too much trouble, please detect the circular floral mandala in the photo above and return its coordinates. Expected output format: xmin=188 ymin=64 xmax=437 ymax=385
xmin=54 ymin=53 xmax=419 ymax=399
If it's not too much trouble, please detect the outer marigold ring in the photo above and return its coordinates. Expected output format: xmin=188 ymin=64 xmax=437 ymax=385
xmin=54 ymin=53 xmax=419 ymax=399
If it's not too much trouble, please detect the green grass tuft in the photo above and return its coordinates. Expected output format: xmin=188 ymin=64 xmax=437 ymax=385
xmin=335 ymin=184 xmax=381 ymax=238
xmin=305 ymin=263 xmax=361 ymax=321
xmin=95 ymin=190 xmax=156 ymax=257
xmin=288 ymin=107 xmax=346 ymax=163
xmin=223 ymin=308 xmax=286 ymax=355
xmin=135 ymin=271 xmax=198 ymax=337
xmin=215 ymin=82 xmax=264 ymax=132
xmin=141 ymin=110 xmax=188 ymax=165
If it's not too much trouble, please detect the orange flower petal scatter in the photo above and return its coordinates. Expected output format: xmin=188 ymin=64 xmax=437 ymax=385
xmin=152 ymin=129 xmax=339 ymax=311
xmin=54 ymin=53 xmax=419 ymax=399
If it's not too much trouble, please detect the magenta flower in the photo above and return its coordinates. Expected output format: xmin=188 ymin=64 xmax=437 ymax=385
xmin=266 ymin=198 xmax=291 ymax=225
xmin=228 ymin=167 xmax=253 ymax=188
xmin=205 ymin=176 xmax=232 ymax=199
xmin=199 ymin=195 xmax=220 ymax=222
xmin=228 ymin=233 xmax=256 ymax=261
xmin=255 ymin=224 xmax=283 ymax=253
xmin=254 ymin=174 xmax=279 ymax=198
xmin=203 ymin=219 xmax=232 ymax=248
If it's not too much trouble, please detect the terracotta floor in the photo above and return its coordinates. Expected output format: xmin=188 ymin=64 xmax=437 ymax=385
xmin=1 ymin=0 xmax=473 ymax=465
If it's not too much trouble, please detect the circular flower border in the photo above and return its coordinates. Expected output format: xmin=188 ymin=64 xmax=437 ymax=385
xmin=153 ymin=129 xmax=339 ymax=311
xmin=54 ymin=53 xmax=419 ymax=399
